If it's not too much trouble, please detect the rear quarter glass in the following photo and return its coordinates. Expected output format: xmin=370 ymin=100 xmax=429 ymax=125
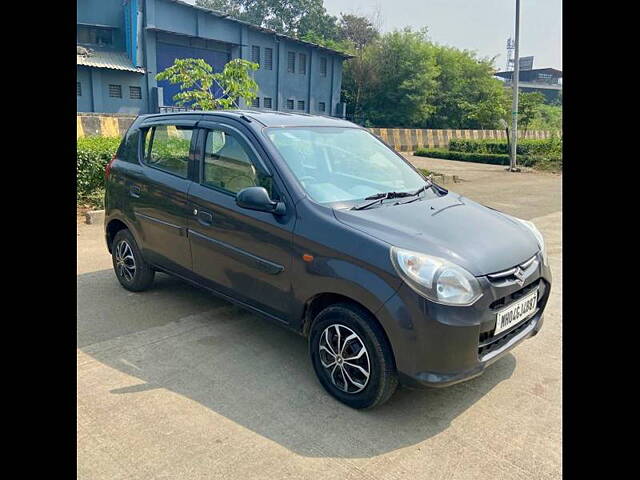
xmin=119 ymin=128 xmax=141 ymax=163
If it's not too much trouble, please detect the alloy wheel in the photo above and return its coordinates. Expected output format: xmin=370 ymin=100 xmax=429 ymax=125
xmin=318 ymin=324 xmax=371 ymax=394
xmin=115 ymin=240 xmax=136 ymax=282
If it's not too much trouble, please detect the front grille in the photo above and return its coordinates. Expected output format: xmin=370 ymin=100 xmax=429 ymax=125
xmin=489 ymin=279 xmax=542 ymax=311
xmin=478 ymin=278 xmax=548 ymax=358
xmin=478 ymin=316 xmax=536 ymax=357
xmin=487 ymin=255 xmax=537 ymax=287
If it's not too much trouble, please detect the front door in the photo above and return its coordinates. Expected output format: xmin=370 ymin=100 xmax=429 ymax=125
xmin=131 ymin=120 xmax=196 ymax=273
xmin=186 ymin=120 xmax=296 ymax=322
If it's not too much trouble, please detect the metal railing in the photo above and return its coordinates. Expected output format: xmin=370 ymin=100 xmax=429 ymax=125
xmin=158 ymin=106 xmax=203 ymax=113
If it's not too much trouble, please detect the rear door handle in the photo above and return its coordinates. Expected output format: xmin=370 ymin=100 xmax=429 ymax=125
xmin=195 ymin=209 xmax=213 ymax=226
xmin=129 ymin=185 xmax=141 ymax=198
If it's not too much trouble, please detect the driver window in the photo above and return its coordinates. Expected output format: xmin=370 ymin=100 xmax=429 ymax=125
xmin=202 ymin=129 xmax=275 ymax=197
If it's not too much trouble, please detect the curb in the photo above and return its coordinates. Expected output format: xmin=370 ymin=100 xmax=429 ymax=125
xmin=85 ymin=210 xmax=105 ymax=225
xmin=430 ymin=174 xmax=461 ymax=184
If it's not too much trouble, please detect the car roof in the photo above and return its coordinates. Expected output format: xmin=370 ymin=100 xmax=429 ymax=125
xmin=138 ymin=110 xmax=359 ymax=128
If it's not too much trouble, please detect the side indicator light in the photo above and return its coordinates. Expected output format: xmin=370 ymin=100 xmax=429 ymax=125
xmin=302 ymin=254 xmax=314 ymax=263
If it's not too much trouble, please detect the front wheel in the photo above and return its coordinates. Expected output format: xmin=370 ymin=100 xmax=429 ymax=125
xmin=309 ymin=303 xmax=398 ymax=409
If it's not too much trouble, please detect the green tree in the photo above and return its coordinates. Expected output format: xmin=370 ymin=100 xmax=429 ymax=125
xmin=195 ymin=0 xmax=338 ymax=38
xmin=355 ymin=28 xmax=440 ymax=127
xmin=337 ymin=13 xmax=380 ymax=121
xmin=337 ymin=14 xmax=379 ymax=51
xmin=428 ymin=46 xmax=509 ymax=129
xmin=342 ymin=28 xmax=512 ymax=128
xmin=298 ymin=31 xmax=352 ymax=54
xmin=194 ymin=0 xmax=242 ymax=18
xmin=517 ymin=92 xmax=545 ymax=132
xmin=156 ymin=58 xmax=259 ymax=110
xmin=528 ymin=103 xmax=562 ymax=131
xmin=341 ymin=50 xmax=375 ymax=119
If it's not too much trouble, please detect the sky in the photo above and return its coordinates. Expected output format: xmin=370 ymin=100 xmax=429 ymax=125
xmin=182 ymin=0 xmax=562 ymax=71
xmin=323 ymin=0 xmax=562 ymax=71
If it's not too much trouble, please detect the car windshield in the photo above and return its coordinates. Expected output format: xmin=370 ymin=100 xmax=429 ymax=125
xmin=265 ymin=127 xmax=428 ymax=205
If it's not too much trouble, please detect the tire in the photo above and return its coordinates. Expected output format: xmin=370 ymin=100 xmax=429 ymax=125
xmin=309 ymin=303 xmax=398 ymax=409
xmin=111 ymin=229 xmax=155 ymax=292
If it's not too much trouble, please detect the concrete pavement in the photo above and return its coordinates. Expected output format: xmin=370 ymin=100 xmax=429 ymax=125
xmin=404 ymin=154 xmax=562 ymax=221
xmin=77 ymin=159 xmax=561 ymax=479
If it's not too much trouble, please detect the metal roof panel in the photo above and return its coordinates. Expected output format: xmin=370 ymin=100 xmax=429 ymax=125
xmin=77 ymin=49 xmax=146 ymax=73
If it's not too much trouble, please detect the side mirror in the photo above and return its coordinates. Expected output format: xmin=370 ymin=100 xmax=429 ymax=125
xmin=236 ymin=186 xmax=286 ymax=216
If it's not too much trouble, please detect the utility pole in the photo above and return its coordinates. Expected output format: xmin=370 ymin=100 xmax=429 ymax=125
xmin=509 ymin=0 xmax=521 ymax=172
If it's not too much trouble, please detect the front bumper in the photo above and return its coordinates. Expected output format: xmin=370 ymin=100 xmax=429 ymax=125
xmin=399 ymin=311 xmax=544 ymax=389
xmin=377 ymin=253 xmax=552 ymax=389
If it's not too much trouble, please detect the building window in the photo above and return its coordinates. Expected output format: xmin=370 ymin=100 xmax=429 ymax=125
xmin=298 ymin=53 xmax=306 ymax=74
xmin=108 ymin=84 xmax=122 ymax=98
xmin=129 ymin=86 xmax=142 ymax=99
xmin=318 ymin=101 xmax=325 ymax=112
xmin=264 ymin=48 xmax=273 ymax=70
xmin=320 ymin=57 xmax=327 ymax=77
xmin=251 ymin=97 xmax=260 ymax=108
xmin=77 ymin=82 xmax=82 ymax=96
xmin=251 ymin=46 xmax=260 ymax=67
xmin=77 ymin=25 xmax=113 ymax=47
xmin=286 ymin=99 xmax=294 ymax=110
xmin=287 ymin=52 xmax=295 ymax=73
xmin=264 ymin=97 xmax=272 ymax=109
xmin=537 ymin=73 xmax=555 ymax=83
xmin=297 ymin=100 xmax=305 ymax=111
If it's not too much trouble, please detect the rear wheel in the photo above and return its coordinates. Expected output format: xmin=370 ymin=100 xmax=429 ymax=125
xmin=111 ymin=229 xmax=155 ymax=292
xmin=309 ymin=303 xmax=398 ymax=409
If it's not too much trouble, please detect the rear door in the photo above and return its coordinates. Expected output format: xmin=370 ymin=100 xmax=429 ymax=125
xmin=129 ymin=118 xmax=198 ymax=274
xmin=186 ymin=119 xmax=296 ymax=322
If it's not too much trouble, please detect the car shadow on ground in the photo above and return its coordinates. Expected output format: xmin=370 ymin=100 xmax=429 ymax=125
xmin=78 ymin=269 xmax=516 ymax=459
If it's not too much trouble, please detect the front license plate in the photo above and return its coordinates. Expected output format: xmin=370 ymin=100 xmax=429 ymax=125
xmin=494 ymin=289 xmax=538 ymax=336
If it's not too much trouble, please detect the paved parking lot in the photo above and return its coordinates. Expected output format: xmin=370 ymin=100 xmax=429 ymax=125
xmin=77 ymin=158 xmax=562 ymax=479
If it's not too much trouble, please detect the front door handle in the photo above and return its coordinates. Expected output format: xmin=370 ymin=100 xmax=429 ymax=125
xmin=129 ymin=185 xmax=141 ymax=198
xmin=196 ymin=209 xmax=213 ymax=226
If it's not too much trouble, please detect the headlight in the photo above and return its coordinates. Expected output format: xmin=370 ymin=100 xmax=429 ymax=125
xmin=508 ymin=216 xmax=548 ymax=265
xmin=390 ymin=247 xmax=483 ymax=306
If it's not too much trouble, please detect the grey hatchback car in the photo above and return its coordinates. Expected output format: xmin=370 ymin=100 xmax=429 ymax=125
xmin=105 ymin=110 xmax=552 ymax=409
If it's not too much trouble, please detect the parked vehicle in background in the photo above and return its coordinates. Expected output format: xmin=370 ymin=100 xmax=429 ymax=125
xmin=104 ymin=110 xmax=552 ymax=409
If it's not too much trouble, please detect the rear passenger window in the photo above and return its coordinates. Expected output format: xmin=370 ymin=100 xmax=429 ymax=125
xmin=143 ymin=125 xmax=193 ymax=178
xmin=202 ymin=129 xmax=276 ymax=198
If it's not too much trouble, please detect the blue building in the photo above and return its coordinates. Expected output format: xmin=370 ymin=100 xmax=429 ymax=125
xmin=77 ymin=0 xmax=349 ymax=116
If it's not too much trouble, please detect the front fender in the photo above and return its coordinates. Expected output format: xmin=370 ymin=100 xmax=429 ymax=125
xmin=289 ymin=198 xmax=403 ymax=331
xmin=296 ymin=257 xmax=401 ymax=317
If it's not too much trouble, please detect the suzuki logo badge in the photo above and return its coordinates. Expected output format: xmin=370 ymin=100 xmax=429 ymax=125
xmin=514 ymin=267 xmax=525 ymax=286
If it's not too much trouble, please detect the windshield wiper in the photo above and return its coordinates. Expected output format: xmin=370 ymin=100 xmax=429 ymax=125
xmin=351 ymin=191 xmax=411 ymax=211
xmin=351 ymin=184 xmax=432 ymax=211
xmin=396 ymin=184 xmax=433 ymax=205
